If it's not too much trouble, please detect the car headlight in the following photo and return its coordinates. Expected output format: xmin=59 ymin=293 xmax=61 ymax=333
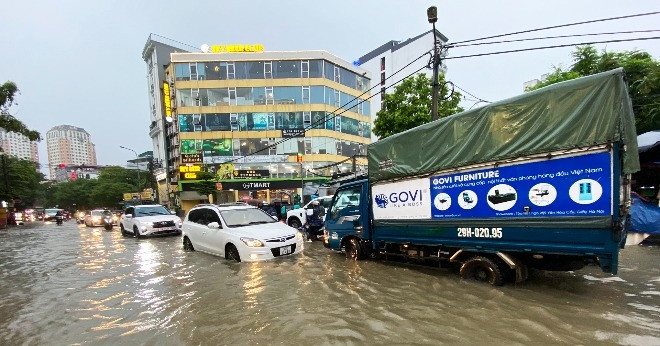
xmin=112 ymin=215 xmax=119 ymax=221
xmin=240 ymin=237 xmax=264 ymax=247
xmin=296 ymin=232 xmax=303 ymax=240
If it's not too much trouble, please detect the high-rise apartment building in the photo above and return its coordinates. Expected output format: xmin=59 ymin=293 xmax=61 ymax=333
xmin=0 ymin=129 xmax=39 ymax=162
xmin=46 ymin=125 xmax=97 ymax=179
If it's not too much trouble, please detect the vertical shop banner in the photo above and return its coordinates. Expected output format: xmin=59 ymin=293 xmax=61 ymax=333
xmin=429 ymin=151 xmax=612 ymax=219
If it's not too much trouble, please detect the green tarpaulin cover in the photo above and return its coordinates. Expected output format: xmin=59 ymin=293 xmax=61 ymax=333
xmin=368 ymin=68 xmax=640 ymax=182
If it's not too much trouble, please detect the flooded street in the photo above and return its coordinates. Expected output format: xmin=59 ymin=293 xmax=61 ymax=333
xmin=1 ymin=222 xmax=658 ymax=345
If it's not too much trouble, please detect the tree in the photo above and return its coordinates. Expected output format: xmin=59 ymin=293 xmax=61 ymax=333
xmin=528 ymin=46 xmax=660 ymax=134
xmin=0 ymin=81 xmax=41 ymax=141
xmin=0 ymin=156 xmax=44 ymax=205
xmin=194 ymin=171 xmax=217 ymax=201
xmin=373 ymin=73 xmax=463 ymax=139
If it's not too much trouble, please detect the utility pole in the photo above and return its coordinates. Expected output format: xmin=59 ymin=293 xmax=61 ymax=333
xmin=428 ymin=6 xmax=441 ymax=122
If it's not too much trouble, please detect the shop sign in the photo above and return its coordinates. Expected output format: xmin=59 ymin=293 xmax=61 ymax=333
xmin=182 ymin=153 xmax=203 ymax=164
xmin=163 ymin=82 xmax=172 ymax=117
xmin=203 ymin=44 xmax=264 ymax=53
xmin=282 ymin=129 xmax=305 ymax=138
xmin=179 ymin=165 xmax=201 ymax=173
xmin=209 ymin=155 xmax=287 ymax=164
xmin=233 ymin=170 xmax=270 ymax=179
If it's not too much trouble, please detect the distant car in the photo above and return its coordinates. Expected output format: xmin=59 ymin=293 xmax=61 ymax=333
xmin=286 ymin=195 xmax=334 ymax=229
xmin=182 ymin=203 xmax=304 ymax=262
xmin=44 ymin=208 xmax=63 ymax=222
xmin=120 ymin=205 xmax=182 ymax=238
xmin=85 ymin=209 xmax=112 ymax=227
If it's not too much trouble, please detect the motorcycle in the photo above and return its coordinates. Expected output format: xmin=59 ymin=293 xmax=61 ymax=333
xmin=102 ymin=215 xmax=113 ymax=231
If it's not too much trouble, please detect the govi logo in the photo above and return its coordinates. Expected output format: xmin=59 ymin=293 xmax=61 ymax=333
xmin=375 ymin=194 xmax=389 ymax=208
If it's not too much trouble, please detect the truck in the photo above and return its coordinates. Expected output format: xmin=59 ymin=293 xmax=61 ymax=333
xmin=323 ymin=69 xmax=640 ymax=285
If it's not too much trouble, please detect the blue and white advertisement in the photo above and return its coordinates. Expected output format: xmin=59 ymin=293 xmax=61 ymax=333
xmin=429 ymin=151 xmax=612 ymax=219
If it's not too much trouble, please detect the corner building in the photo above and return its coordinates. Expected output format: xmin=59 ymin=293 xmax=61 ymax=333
xmin=167 ymin=50 xmax=372 ymax=212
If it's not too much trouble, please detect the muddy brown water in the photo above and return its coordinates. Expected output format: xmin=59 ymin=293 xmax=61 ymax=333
xmin=0 ymin=222 xmax=658 ymax=345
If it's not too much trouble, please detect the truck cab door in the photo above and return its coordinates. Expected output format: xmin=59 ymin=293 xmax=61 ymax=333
xmin=325 ymin=183 xmax=367 ymax=250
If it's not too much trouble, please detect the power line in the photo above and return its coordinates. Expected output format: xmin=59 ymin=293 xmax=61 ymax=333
xmin=449 ymin=29 xmax=660 ymax=48
xmin=444 ymin=36 xmax=660 ymax=61
xmin=149 ymin=33 xmax=200 ymax=52
xmin=449 ymin=11 xmax=660 ymax=45
xmin=452 ymin=83 xmax=490 ymax=103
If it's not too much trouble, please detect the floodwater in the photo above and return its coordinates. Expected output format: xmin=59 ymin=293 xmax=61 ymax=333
xmin=0 ymin=221 xmax=658 ymax=345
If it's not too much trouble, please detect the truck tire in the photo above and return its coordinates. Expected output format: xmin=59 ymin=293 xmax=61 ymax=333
xmin=345 ymin=238 xmax=365 ymax=260
xmin=460 ymin=256 xmax=504 ymax=286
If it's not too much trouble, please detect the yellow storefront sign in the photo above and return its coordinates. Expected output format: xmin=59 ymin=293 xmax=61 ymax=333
xmin=179 ymin=165 xmax=201 ymax=173
xmin=210 ymin=44 xmax=264 ymax=53
xmin=163 ymin=82 xmax=172 ymax=117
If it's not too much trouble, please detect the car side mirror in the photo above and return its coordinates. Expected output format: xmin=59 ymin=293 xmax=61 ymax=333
xmin=124 ymin=215 xmax=132 ymax=219
xmin=207 ymin=222 xmax=221 ymax=229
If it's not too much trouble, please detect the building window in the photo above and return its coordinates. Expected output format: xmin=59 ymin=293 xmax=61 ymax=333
xmin=264 ymin=61 xmax=273 ymax=79
xmin=302 ymin=86 xmax=310 ymax=104
xmin=380 ymin=57 xmax=385 ymax=71
xmin=227 ymin=62 xmax=235 ymax=79
xmin=301 ymin=61 xmax=309 ymax=78
xmin=380 ymin=72 xmax=385 ymax=86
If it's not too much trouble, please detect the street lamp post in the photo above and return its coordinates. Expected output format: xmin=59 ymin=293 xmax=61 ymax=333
xmin=427 ymin=6 xmax=441 ymax=122
xmin=119 ymin=146 xmax=140 ymax=194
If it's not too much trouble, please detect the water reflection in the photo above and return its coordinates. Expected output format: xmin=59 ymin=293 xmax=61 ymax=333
xmin=0 ymin=225 xmax=658 ymax=345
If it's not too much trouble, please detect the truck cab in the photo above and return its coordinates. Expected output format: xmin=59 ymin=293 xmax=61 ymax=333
xmin=323 ymin=180 xmax=370 ymax=258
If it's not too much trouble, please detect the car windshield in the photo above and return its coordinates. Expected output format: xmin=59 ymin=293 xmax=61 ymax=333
xmin=135 ymin=205 xmax=170 ymax=217
xmin=91 ymin=210 xmax=105 ymax=216
xmin=220 ymin=208 xmax=276 ymax=228
xmin=45 ymin=209 xmax=60 ymax=216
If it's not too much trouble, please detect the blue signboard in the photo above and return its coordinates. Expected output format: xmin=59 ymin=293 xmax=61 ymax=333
xmin=429 ymin=151 xmax=612 ymax=219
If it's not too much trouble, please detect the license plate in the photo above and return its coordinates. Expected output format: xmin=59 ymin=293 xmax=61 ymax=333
xmin=279 ymin=245 xmax=292 ymax=255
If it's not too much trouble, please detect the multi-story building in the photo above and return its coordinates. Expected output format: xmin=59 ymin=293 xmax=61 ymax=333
xmin=356 ymin=30 xmax=448 ymax=141
xmin=46 ymin=125 xmax=97 ymax=180
xmin=0 ymin=129 xmax=39 ymax=163
xmin=142 ymin=35 xmax=190 ymax=207
xmin=155 ymin=44 xmax=372 ymax=213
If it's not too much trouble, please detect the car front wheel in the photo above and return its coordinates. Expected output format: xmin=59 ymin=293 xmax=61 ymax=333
xmin=183 ymin=236 xmax=195 ymax=251
xmin=288 ymin=218 xmax=302 ymax=229
xmin=226 ymin=244 xmax=241 ymax=262
xmin=134 ymin=226 xmax=142 ymax=239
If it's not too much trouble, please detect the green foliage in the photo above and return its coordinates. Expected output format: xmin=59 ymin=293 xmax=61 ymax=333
xmin=0 ymin=156 xmax=45 ymax=205
xmin=373 ymin=73 xmax=463 ymax=139
xmin=528 ymin=46 xmax=660 ymax=134
xmin=194 ymin=171 xmax=217 ymax=198
xmin=38 ymin=166 xmax=140 ymax=210
xmin=0 ymin=81 xmax=41 ymax=141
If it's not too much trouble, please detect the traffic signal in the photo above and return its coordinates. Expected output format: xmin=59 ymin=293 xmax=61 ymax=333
xmin=296 ymin=153 xmax=303 ymax=163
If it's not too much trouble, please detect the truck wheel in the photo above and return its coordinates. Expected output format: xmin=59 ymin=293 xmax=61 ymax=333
xmin=345 ymin=238 xmax=364 ymax=260
xmin=288 ymin=218 xmax=301 ymax=229
xmin=460 ymin=256 xmax=504 ymax=286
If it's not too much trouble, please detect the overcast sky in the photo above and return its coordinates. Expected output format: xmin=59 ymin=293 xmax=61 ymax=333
xmin=1 ymin=0 xmax=659 ymax=174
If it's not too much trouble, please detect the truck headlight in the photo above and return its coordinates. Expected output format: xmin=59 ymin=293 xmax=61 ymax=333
xmin=241 ymin=237 xmax=264 ymax=247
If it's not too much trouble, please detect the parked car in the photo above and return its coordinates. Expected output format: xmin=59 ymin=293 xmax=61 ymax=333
xmin=120 ymin=204 xmax=182 ymax=238
xmin=286 ymin=195 xmax=334 ymax=229
xmin=182 ymin=202 xmax=304 ymax=262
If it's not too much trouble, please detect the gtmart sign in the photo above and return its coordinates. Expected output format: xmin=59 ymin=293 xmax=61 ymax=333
xmin=372 ymin=178 xmax=431 ymax=220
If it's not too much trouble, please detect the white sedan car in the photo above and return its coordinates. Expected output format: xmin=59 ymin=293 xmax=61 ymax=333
xmin=119 ymin=205 xmax=182 ymax=238
xmin=182 ymin=203 xmax=304 ymax=262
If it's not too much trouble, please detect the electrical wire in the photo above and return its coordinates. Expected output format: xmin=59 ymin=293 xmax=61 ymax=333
xmin=453 ymin=83 xmax=490 ymax=104
xmin=444 ymin=36 xmax=660 ymax=61
xmin=449 ymin=29 xmax=660 ymax=48
xmin=149 ymin=33 xmax=200 ymax=52
xmin=448 ymin=11 xmax=660 ymax=45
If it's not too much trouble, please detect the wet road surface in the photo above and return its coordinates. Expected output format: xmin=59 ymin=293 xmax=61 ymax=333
xmin=0 ymin=221 xmax=659 ymax=345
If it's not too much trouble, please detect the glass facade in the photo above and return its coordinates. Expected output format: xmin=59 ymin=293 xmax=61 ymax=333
xmin=174 ymin=59 xmax=370 ymax=92
xmin=181 ymin=136 xmax=366 ymax=157
xmin=179 ymin=112 xmax=370 ymax=138
xmin=175 ymin=85 xmax=370 ymax=116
